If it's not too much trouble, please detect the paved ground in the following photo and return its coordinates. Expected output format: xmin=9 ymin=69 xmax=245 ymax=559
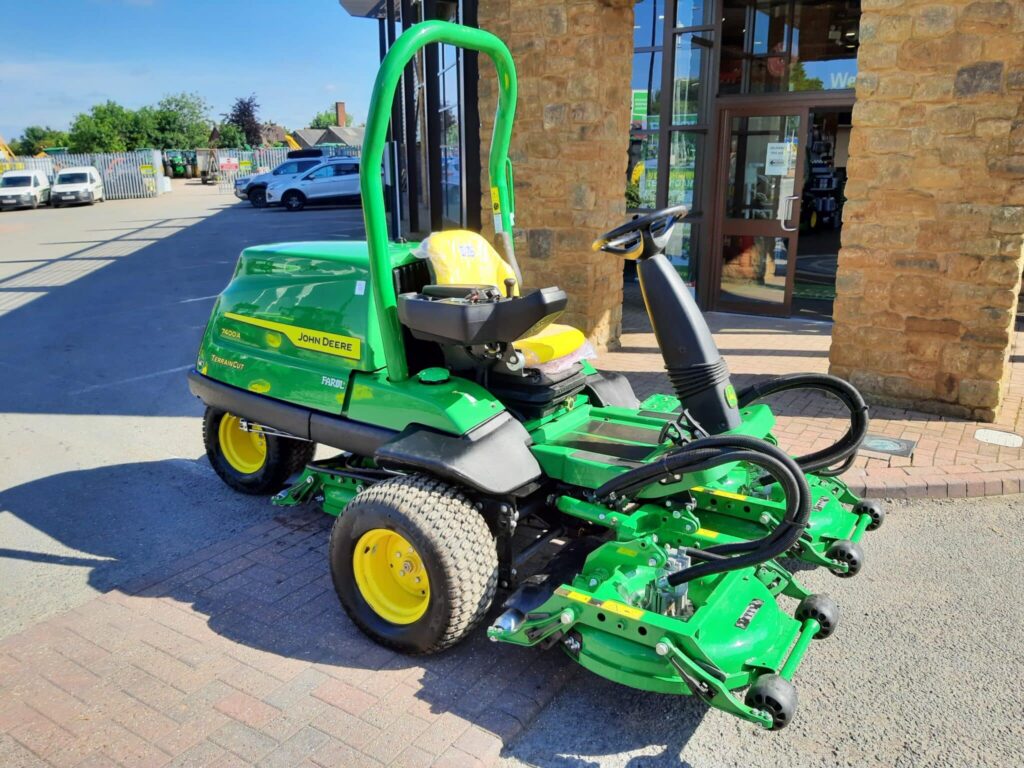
xmin=0 ymin=182 xmax=364 ymax=639
xmin=1 ymin=183 xmax=1022 ymax=767
xmin=502 ymin=495 xmax=1024 ymax=768
xmin=600 ymin=290 xmax=1024 ymax=499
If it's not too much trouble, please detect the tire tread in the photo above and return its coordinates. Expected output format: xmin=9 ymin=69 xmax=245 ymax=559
xmin=330 ymin=475 xmax=498 ymax=654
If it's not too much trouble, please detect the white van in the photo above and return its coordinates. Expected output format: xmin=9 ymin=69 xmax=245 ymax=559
xmin=0 ymin=169 xmax=51 ymax=210
xmin=51 ymin=166 xmax=105 ymax=207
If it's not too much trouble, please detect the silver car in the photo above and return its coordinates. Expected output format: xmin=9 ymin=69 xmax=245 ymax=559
xmin=234 ymin=158 xmax=323 ymax=208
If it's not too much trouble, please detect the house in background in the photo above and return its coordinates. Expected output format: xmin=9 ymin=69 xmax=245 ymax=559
xmin=291 ymin=102 xmax=366 ymax=149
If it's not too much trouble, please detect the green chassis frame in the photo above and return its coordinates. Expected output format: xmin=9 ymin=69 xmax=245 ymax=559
xmin=193 ymin=20 xmax=878 ymax=728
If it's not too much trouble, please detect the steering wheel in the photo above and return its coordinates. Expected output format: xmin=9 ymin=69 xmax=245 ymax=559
xmin=591 ymin=204 xmax=689 ymax=260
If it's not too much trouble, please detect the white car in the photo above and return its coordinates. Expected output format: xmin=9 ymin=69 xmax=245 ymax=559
xmin=50 ymin=166 xmax=105 ymax=207
xmin=0 ymin=169 xmax=50 ymax=210
xmin=234 ymin=157 xmax=323 ymax=207
xmin=265 ymin=158 xmax=360 ymax=211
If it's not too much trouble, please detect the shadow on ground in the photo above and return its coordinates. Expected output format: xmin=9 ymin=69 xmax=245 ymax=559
xmin=0 ymin=457 xmax=704 ymax=757
xmin=0 ymin=201 xmax=364 ymax=418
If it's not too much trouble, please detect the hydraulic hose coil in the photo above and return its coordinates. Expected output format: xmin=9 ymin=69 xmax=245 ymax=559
xmin=593 ymin=435 xmax=810 ymax=586
xmin=737 ymin=373 xmax=869 ymax=475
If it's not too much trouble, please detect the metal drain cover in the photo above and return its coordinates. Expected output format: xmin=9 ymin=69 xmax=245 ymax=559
xmin=861 ymin=435 xmax=916 ymax=457
xmin=974 ymin=428 xmax=1024 ymax=448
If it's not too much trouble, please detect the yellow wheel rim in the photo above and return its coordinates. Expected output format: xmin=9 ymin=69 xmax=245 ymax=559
xmin=218 ymin=414 xmax=267 ymax=474
xmin=352 ymin=529 xmax=430 ymax=624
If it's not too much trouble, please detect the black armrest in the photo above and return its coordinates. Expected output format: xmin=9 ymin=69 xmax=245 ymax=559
xmin=421 ymin=284 xmax=500 ymax=300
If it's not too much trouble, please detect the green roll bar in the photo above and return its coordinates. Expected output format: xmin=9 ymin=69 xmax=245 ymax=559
xmin=360 ymin=20 xmax=518 ymax=382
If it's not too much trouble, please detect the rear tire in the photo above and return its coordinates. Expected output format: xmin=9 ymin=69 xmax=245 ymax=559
xmin=329 ymin=475 xmax=498 ymax=655
xmin=202 ymin=406 xmax=315 ymax=495
xmin=184 ymin=165 xmax=193 ymax=179
xmin=282 ymin=190 xmax=305 ymax=211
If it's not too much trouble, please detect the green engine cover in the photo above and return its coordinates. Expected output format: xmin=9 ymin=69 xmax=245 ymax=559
xmin=196 ymin=239 xmax=507 ymax=436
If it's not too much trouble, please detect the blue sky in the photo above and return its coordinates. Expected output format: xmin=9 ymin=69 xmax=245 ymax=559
xmin=0 ymin=0 xmax=381 ymax=141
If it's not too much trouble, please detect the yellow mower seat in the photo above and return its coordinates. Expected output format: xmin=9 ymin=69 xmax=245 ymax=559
xmin=416 ymin=230 xmax=588 ymax=366
xmin=515 ymin=323 xmax=587 ymax=367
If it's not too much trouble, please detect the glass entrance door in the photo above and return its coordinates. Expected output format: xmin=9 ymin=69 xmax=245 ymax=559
xmin=713 ymin=106 xmax=807 ymax=315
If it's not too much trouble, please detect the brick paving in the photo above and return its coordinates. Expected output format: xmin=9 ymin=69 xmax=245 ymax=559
xmin=0 ymin=510 xmax=575 ymax=767
xmin=602 ymin=284 xmax=1024 ymax=500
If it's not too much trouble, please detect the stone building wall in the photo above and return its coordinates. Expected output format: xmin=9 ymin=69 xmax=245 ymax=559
xmin=476 ymin=0 xmax=635 ymax=350
xmin=830 ymin=0 xmax=1024 ymax=420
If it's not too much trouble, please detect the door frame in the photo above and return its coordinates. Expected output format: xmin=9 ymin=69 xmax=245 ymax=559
xmin=708 ymin=101 xmax=808 ymax=316
xmin=705 ymin=90 xmax=854 ymax=315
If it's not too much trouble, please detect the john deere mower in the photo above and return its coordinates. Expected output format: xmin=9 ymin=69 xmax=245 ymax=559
xmin=189 ymin=20 xmax=883 ymax=730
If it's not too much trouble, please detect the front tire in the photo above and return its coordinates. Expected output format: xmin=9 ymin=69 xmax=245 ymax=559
xmin=282 ymin=190 xmax=305 ymax=211
xmin=202 ymin=407 xmax=315 ymax=495
xmin=329 ymin=476 xmax=498 ymax=655
xmin=248 ymin=187 xmax=267 ymax=208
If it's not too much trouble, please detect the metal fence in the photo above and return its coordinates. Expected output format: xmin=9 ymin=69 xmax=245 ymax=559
xmin=213 ymin=145 xmax=361 ymax=193
xmin=0 ymin=150 xmax=164 ymax=199
xmin=1 ymin=145 xmax=363 ymax=199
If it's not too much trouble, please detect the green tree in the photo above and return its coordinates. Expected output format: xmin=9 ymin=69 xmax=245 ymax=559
xmin=224 ymin=95 xmax=262 ymax=146
xmin=789 ymin=62 xmax=824 ymax=92
xmin=215 ymin=123 xmax=246 ymax=149
xmin=13 ymin=126 xmax=69 ymax=155
xmin=68 ymin=101 xmax=136 ymax=152
xmin=151 ymin=92 xmax=211 ymax=149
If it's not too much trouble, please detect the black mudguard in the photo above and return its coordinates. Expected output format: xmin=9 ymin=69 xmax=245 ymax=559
xmin=375 ymin=412 xmax=542 ymax=496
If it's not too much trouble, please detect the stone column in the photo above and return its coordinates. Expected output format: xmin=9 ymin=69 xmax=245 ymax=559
xmin=477 ymin=0 xmax=635 ymax=350
xmin=830 ymin=0 xmax=1024 ymax=421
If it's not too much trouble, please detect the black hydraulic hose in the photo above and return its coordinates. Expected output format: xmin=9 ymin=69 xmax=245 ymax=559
xmin=737 ymin=373 xmax=869 ymax=475
xmin=592 ymin=435 xmax=811 ymax=587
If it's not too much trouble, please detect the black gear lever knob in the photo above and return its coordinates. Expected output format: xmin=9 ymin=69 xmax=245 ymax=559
xmin=504 ymin=277 xmax=517 ymax=297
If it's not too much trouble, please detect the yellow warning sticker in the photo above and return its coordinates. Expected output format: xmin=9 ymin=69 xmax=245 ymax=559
xmin=224 ymin=312 xmax=361 ymax=360
xmin=490 ymin=186 xmax=501 ymax=213
xmin=695 ymin=527 xmax=720 ymax=539
xmin=600 ymin=600 xmax=644 ymax=620
xmin=691 ymin=485 xmax=749 ymax=502
xmin=562 ymin=590 xmax=592 ymax=605
xmin=615 ymin=547 xmax=638 ymax=558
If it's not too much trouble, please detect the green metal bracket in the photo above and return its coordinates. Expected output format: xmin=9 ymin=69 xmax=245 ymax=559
xmin=361 ymin=20 xmax=518 ymax=382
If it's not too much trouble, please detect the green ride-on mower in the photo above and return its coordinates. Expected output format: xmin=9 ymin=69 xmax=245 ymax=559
xmin=189 ymin=21 xmax=883 ymax=730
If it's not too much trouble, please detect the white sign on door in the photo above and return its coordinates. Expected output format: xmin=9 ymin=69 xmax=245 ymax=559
xmin=765 ymin=140 xmax=797 ymax=176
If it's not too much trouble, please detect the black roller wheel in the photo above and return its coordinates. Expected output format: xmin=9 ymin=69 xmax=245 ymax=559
xmin=826 ymin=539 xmax=863 ymax=578
xmin=202 ymin=406 xmax=315 ymax=495
xmin=745 ymin=674 xmax=797 ymax=731
xmin=329 ymin=475 xmax=498 ymax=655
xmin=795 ymin=594 xmax=840 ymax=639
xmin=282 ymin=190 xmax=306 ymax=211
xmin=855 ymin=499 xmax=886 ymax=531
xmin=248 ymin=187 xmax=267 ymax=208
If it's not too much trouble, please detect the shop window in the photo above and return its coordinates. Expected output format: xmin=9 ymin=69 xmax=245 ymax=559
xmin=627 ymin=132 xmax=659 ymax=210
xmin=671 ymin=33 xmax=704 ymax=125
xmin=438 ymin=43 xmax=461 ymax=226
xmin=667 ymin=132 xmax=700 ymax=209
xmin=631 ymin=51 xmax=663 ymax=130
xmin=719 ymin=0 xmax=859 ymax=95
xmin=634 ymin=0 xmax=665 ymax=48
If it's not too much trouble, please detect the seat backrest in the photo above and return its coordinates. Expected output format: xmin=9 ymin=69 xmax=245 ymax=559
xmin=414 ymin=230 xmax=519 ymax=296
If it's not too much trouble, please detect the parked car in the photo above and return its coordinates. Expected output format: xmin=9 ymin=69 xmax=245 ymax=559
xmin=265 ymin=158 xmax=360 ymax=211
xmin=234 ymin=157 xmax=323 ymax=208
xmin=50 ymin=166 xmax=105 ymax=207
xmin=0 ymin=169 xmax=50 ymax=210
